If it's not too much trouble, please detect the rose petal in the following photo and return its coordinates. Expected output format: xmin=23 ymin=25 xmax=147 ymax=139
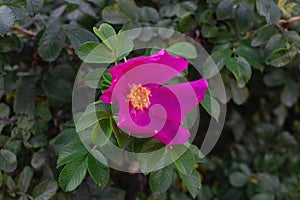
xmin=101 ymin=49 xmax=188 ymax=103
xmin=117 ymin=100 xmax=167 ymax=138
xmin=150 ymin=78 xmax=208 ymax=122
xmin=152 ymin=121 xmax=190 ymax=146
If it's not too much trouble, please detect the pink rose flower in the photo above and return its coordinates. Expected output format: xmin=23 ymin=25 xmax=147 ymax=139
xmin=102 ymin=49 xmax=208 ymax=146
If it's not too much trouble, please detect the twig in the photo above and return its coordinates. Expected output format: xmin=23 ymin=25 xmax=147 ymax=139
xmin=278 ymin=16 xmax=300 ymax=24
xmin=12 ymin=24 xmax=36 ymax=36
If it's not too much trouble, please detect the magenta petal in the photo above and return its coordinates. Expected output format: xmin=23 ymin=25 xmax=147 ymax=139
xmin=101 ymin=49 xmax=188 ymax=103
xmin=150 ymin=78 xmax=208 ymax=122
xmin=117 ymin=98 xmax=190 ymax=145
xmin=117 ymin=98 xmax=167 ymax=138
xmin=112 ymin=78 xmax=208 ymax=144
xmin=148 ymin=87 xmax=182 ymax=123
xmin=152 ymin=121 xmax=190 ymax=146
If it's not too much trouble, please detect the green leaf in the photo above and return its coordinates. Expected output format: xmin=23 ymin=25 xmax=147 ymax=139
xmin=0 ymin=149 xmax=18 ymax=172
xmin=26 ymin=0 xmax=44 ymax=15
xmin=32 ymin=179 xmax=58 ymax=200
xmin=139 ymin=6 xmax=159 ymax=22
xmin=93 ymin=23 xmax=116 ymax=49
xmin=53 ymin=128 xmax=77 ymax=154
xmin=176 ymin=2 xmax=197 ymax=18
xmin=264 ymin=34 xmax=287 ymax=57
xmin=100 ymin=69 xmax=112 ymax=93
xmin=256 ymin=0 xmax=281 ymax=24
xmin=177 ymin=15 xmax=197 ymax=32
xmin=63 ymin=25 xmax=98 ymax=54
xmin=84 ymin=68 xmax=106 ymax=89
xmin=160 ymin=4 xmax=176 ymax=17
xmin=226 ymin=57 xmax=252 ymax=88
xmin=202 ymin=49 xmax=232 ymax=78
xmin=102 ymin=6 xmax=130 ymax=24
xmin=230 ymin=81 xmax=249 ymax=105
xmin=92 ymin=119 xmax=112 ymax=147
xmin=281 ymin=81 xmax=299 ymax=107
xmin=167 ymin=42 xmax=197 ymax=59
xmin=79 ymin=1 xmax=96 ymax=18
xmin=87 ymin=153 xmax=110 ymax=188
xmin=78 ymin=41 xmax=115 ymax=63
xmin=149 ymin=164 xmax=174 ymax=194
xmin=182 ymin=106 xmax=198 ymax=130
xmin=31 ymin=150 xmax=46 ymax=169
xmin=266 ymin=47 xmax=298 ymax=67
xmin=138 ymin=26 xmax=154 ymax=42
xmin=201 ymin=24 xmax=218 ymax=38
xmin=216 ymin=0 xmax=234 ymax=20
xmin=1 ymin=0 xmax=28 ymax=20
xmin=189 ymin=145 xmax=204 ymax=163
xmin=229 ymin=171 xmax=248 ymax=187
xmin=109 ymin=31 xmax=134 ymax=60
xmin=236 ymin=41 xmax=264 ymax=71
xmin=251 ymin=26 xmax=277 ymax=47
xmin=158 ymin=28 xmax=174 ymax=39
xmin=38 ymin=24 xmax=66 ymax=62
xmin=285 ymin=31 xmax=300 ymax=46
xmin=57 ymin=136 xmax=88 ymax=168
xmin=42 ymin=73 xmax=72 ymax=107
xmin=6 ymin=175 xmax=16 ymax=190
xmin=111 ymin=117 xmax=126 ymax=148
xmin=172 ymin=148 xmax=195 ymax=175
xmin=177 ymin=169 xmax=201 ymax=198
xmin=116 ymin=0 xmax=139 ymax=20
xmin=255 ymin=173 xmax=281 ymax=193
xmin=235 ymin=6 xmax=253 ymax=32
xmin=58 ymin=155 xmax=88 ymax=192
xmin=0 ymin=6 xmax=14 ymax=35
xmin=34 ymin=105 xmax=52 ymax=122
xmin=180 ymin=1 xmax=197 ymax=11
xmin=76 ymin=110 xmax=110 ymax=132
xmin=201 ymin=93 xmax=221 ymax=121
xmin=14 ymin=76 xmax=37 ymax=118
xmin=90 ymin=149 xmax=108 ymax=166
xmin=18 ymin=166 xmax=34 ymax=192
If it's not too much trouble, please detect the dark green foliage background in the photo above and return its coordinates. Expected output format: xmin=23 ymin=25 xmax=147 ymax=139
xmin=0 ymin=0 xmax=299 ymax=199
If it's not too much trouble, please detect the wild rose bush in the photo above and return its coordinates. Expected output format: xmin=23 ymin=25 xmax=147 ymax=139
xmin=0 ymin=0 xmax=299 ymax=199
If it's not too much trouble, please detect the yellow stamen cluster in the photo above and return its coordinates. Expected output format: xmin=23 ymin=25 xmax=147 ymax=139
xmin=128 ymin=84 xmax=151 ymax=110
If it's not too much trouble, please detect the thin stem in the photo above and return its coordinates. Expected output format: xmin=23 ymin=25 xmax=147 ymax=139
xmin=12 ymin=24 xmax=36 ymax=36
xmin=278 ymin=16 xmax=300 ymax=24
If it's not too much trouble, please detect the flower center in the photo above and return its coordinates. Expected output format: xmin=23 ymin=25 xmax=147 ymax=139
xmin=128 ymin=84 xmax=151 ymax=110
